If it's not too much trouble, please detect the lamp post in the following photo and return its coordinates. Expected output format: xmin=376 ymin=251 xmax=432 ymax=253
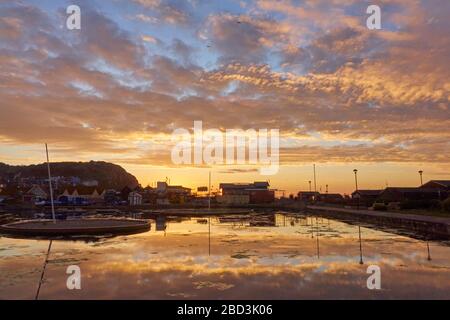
xmin=418 ymin=170 xmax=423 ymax=186
xmin=308 ymin=180 xmax=312 ymax=192
xmin=45 ymin=143 xmax=56 ymax=223
xmin=313 ymin=164 xmax=317 ymax=193
xmin=353 ymin=169 xmax=359 ymax=210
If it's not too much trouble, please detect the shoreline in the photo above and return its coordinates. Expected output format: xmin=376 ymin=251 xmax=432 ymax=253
xmin=306 ymin=205 xmax=450 ymax=240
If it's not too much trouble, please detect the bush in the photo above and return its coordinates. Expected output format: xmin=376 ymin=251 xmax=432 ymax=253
xmin=373 ymin=203 xmax=387 ymax=211
xmin=443 ymin=197 xmax=450 ymax=212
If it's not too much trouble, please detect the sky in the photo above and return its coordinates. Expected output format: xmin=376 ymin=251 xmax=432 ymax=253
xmin=0 ymin=0 xmax=449 ymax=195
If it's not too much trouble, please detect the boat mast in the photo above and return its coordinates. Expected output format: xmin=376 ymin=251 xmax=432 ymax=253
xmin=45 ymin=143 xmax=56 ymax=223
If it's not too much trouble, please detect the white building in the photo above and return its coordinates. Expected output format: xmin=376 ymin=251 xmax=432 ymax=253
xmin=128 ymin=191 xmax=143 ymax=206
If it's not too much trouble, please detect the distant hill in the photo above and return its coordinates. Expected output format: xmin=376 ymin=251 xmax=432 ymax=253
xmin=0 ymin=161 xmax=139 ymax=190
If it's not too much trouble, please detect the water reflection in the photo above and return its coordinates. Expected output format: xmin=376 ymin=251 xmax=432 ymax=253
xmin=1 ymin=212 xmax=449 ymax=299
xmin=359 ymin=225 xmax=364 ymax=265
xmin=35 ymin=240 xmax=52 ymax=300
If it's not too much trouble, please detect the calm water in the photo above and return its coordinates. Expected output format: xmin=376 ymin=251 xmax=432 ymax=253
xmin=1 ymin=212 xmax=450 ymax=299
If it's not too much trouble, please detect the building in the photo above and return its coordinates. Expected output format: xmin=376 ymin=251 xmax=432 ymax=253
xmin=23 ymin=185 xmax=48 ymax=203
xmin=156 ymin=198 xmax=171 ymax=205
xmin=155 ymin=181 xmax=191 ymax=204
xmin=297 ymin=191 xmax=320 ymax=202
xmin=218 ymin=181 xmax=274 ymax=204
xmin=155 ymin=215 xmax=167 ymax=231
xmin=156 ymin=181 xmax=191 ymax=195
xmin=248 ymin=189 xmax=275 ymax=203
xmin=377 ymin=187 xmax=445 ymax=203
xmin=420 ymin=180 xmax=450 ymax=191
xmin=351 ymin=190 xmax=383 ymax=206
xmin=319 ymin=193 xmax=344 ymax=204
xmin=104 ymin=189 xmax=120 ymax=205
xmin=216 ymin=194 xmax=250 ymax=205
xmin=220 ymin=181 xmax=269 ymax=195
xmin=128 ymin=191 xmax=143 ymax=206
xmin=58 ymin=186 xmax=105 ymax=205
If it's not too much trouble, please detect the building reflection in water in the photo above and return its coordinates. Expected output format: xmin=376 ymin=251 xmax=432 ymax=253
xmin=150 ymin=213 xmax=441 ymax=267
xmin=156 ymin=215 xmax=167 ymax=236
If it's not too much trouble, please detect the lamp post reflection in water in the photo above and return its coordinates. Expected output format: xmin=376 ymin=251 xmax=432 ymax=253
xmin=358 ymin=225 xmax=364 ymax=265
xmin=316 ymin=217 xmax=320 ymax=259
xmin=427 ymin=241 xmax=432 ymax=261
xmin=208 ymin=216 xmax=211 ymax=256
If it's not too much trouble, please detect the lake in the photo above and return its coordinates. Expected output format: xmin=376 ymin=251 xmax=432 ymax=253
xmin=1 ymin=212 xmax=449 ymax=299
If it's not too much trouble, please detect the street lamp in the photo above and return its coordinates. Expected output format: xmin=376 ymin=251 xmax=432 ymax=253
xmin=353 ymin=169 xmax=359 ymax=210
xmin=308 ymin=180 xmax=312 ymax=192
xmin=418 ymin=170 xmax=423 ymax=186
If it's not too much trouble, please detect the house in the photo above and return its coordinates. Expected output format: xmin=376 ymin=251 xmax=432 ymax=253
xmin=420 ymin=180 xmax=450 ymax=191
xmin=0 ymin=184 xmax=22 ymax=203
xmin=217 ymin=194 xmax=250 ymax=205
xmin=128 ymin=191 xmax=143 ymax=206
xmin=351 ymin=190 xmax=383 ymax=206
xmin=23 ymin=185 xmax=48 ymax=203
xmin=155 ymin=181 xmax=191 ymax=204
xmin=104 ymin=189 xmax=120 ymax=205
xmin=156 ymin=181 xmax=191 ymax=195
xmin=248 ymin=189 xmax=275 ymax=203
xmin=219 ymin=181 xmax=274 ymax=204
xmin=319 ymin=193 xmax=344 ymax=204
xmin=120 ymin=186 xmax=133 ymax=201
xmin=220 ymin=181 xmax=269 ymax=195
xmin=156 ymin=198 xmax=171 ymax=205
xmin=58 ymin=186 xmax=105 ymax=205
xmin=378 ymin=187 xmax=446 ymax=203
xmin=297 ymin=191 xmax=320 ymax=202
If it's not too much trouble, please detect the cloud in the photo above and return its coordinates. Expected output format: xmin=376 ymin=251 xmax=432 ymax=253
xmin=134 ymin=13 xmax=158 ymax=24
xmin=141 ymin=35 xmax=159 ymax=44
xmin=0 ymin=0 xmax=448 ymax=171
xmin=133 ymin=0 xmax=190 ymax=25
xmin=202 ymin=13 xmax=291 ymax=63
